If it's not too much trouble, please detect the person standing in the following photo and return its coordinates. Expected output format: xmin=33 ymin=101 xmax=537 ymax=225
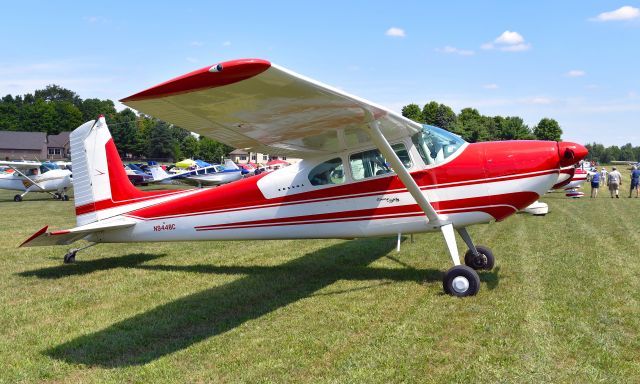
xmin=590 ymin=170 xmax=600 ymax=198
xmin=630 ymin=165 xmax=640 ymax=198
xmin=601 ymin=167 xmax=608 ymax=185
xmin=608 ymin=166 xmax=622 ymax=198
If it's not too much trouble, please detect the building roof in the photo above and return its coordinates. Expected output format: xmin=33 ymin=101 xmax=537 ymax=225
xmin=47 ymin=132 xmax=71 ymax=148
xmin=229 ymin=149 xmax=248 ymax=155
xmin=0 ymin=131 xmax=47 ymax=150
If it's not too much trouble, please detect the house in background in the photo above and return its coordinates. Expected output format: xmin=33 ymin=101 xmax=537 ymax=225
xmin=46 ymin=132 xmax=71 ymax=160
xmin=0 ymin=131 xmax=71 ymax=161
xmin=0 ymin=131 xmax=47 ymax=160
xmin=228 ymin=149 xmax=299 ymax=167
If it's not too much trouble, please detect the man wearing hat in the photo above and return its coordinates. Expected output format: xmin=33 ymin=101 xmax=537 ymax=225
xmin=607 ymin=166 xmax=622 ymax=198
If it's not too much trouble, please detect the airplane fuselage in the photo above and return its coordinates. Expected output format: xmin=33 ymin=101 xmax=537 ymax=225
xmin=0 ymin=169 xmax=72 ymax=193
xmin=84 ymin=140 xmax=562 ymax=243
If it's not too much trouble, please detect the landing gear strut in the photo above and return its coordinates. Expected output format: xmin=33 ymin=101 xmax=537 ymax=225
xmin=439 ymin=225 xmax=496 ymax=296
xmin=62 ymin=243 xmax=97 ymax=264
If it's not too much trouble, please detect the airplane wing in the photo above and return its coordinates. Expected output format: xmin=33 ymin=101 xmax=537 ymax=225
xmin=20 ymin=219 xmax=137 ymax=247
xmin=0 ymin=160 xmax=42 ymax=169
xmin=121 ymin=59 xmax=422 ymax=158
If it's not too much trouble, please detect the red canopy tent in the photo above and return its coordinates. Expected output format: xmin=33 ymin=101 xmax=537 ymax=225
xmin=266 ymin=159 xmax=290 ymax=167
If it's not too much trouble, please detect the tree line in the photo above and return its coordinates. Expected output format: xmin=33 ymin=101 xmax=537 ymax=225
xmin=401 ymin=101 xmax=639 ymax=163
xmin=401 ymin=101 xmax=563 ymax=142
xmin=0 ymin=85 xmax=232 ymax=162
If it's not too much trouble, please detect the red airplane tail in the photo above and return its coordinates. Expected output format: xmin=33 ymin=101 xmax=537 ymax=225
xmin=70 ymin=116 xmax=180 ymax=226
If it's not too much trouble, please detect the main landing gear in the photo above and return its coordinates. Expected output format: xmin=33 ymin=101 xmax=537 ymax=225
xmin=440 ymin=225 xmax=495 ymax=297
xmin=53 ymin=192 xmax=69 ymax=201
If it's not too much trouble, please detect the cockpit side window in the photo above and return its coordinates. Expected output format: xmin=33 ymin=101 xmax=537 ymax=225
xmin=308 ymin=158 xmax=345 ymax=186
xmin=411 ymin=125 xmax=466 ymax=166
xmin=350 ymin=143 xmax=411 ymax=180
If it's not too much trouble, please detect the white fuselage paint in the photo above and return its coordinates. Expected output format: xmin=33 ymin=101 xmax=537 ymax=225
xmin=0 ymin=169 xmax=72 ymax=193
xmin=90 ymin=170 xmax=558 ymax=243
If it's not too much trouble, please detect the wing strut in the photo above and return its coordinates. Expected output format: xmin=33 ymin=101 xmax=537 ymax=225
xmin=7 ymin=166 xmax=55 ymax=197
xmin=368 ymin=120 xmax=462 ymax=266
xmin=368 ymin=120 xmax=442 ymax=225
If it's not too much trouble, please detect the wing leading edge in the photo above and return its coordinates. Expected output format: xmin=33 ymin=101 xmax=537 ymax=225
xmin=121 ymin=59 xmax=421 ymax=158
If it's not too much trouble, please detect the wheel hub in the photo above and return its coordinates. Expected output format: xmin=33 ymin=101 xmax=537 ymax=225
xmin=451 ymin=276 xmax=470 ymax=293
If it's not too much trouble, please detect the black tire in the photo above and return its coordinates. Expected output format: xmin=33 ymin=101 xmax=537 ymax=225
xmin=53 ymin=193 xmax=60 ymax=200
xmin=63 ymin=252 xmax=76 ymax=264
xmin=443 ymin=265 xmax=480 ymax=297
xmin=464 ymin=245 xmax=495 ymax=270
xmin=14 ymin=194 xmax=22 ymax=202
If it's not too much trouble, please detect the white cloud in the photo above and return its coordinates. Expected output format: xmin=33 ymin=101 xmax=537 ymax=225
xmin=385 ymin=27 xmax=406 ymax=37
xmin=482 ymin=30 xmax=531 ymax=52
xmin=566 ymin=70 xmax=586 ymax=77
xmin=495 ymin=30 xmax=525 ymax=45
xmin=629 ymin=91 xmax=638 ymax=98
xmin=190 ymin=41 xmax=204 ymax=47
xmin=483 ymin=83 xmax=499 ymax=89
xmin=222 ymin=41 xmax=232 ymax=47
xmin=437 ymin=46 xmax=475 ymax=56
xmin=590 ymin=6 xmax=640 ymax=21
xmin=186 ymin=57 xmax=198 ymax=63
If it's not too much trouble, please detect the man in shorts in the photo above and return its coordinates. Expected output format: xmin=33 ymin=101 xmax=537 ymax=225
xmin=608 ymin=166 xmax=622 ymax=198
xmin=630 ymin=165 xmax=640 ymax=198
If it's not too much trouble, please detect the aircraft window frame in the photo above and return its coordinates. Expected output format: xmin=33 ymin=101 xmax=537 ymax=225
xmin=411 ymin=125 xmax=466 ymax=167
xmin=308 ymin=157 xmax=345 ymax=186
xmin=348 ymin=142 xmax=412 ymax=181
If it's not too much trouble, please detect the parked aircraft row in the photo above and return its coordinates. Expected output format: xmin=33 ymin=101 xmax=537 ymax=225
xmin=18 ymin=58 xmax=588 ymax=297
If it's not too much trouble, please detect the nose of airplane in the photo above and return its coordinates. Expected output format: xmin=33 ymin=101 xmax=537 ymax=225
xmin=558 ymin=142 xmax=588 ymax=167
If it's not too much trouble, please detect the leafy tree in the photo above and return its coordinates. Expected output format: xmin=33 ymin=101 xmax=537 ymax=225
xmin=401 ymin=103 xmax=423 ymax=123
xmin=533 ymin=118 xmax=562 ymax=141
xmin=453 ymin=108 xmax=488 ymax=142
xmin=494 ymin=116 xmax=533 ymax=140
xmin=421 ymin=101 xmax=439 ymax=126
xmin=80 ymin=98 xmax=116 ymax=121
xmin=53 ymin=101 xmax=83 ymax=133
xmin=148 ymin=121 xmax=174 ymax=160
xmin=435 ymin=104 xmax=456 ymax=131
xmin=181 ymin=135 xmax=199 ymax=158
xmin=20 ymin=98 xmax=56 ymax=133
xmin=35 ymin=85 xmax=81 ymax=106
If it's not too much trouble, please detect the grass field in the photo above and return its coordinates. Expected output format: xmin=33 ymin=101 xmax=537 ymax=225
xmin=1 ymin=187 xmax=640 ymax=383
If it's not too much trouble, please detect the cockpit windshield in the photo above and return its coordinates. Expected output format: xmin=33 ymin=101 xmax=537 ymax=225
xmin=411 ymin=125 xmax=466 ymax=166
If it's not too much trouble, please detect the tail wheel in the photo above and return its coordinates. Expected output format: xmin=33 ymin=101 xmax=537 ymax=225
xmin=464 ymin=246 xmax=495 ymax=270
xmin=443 ymin=265 xmax=480 ymax=297
xmin=14 ymin=194 xmax=22 ymax=202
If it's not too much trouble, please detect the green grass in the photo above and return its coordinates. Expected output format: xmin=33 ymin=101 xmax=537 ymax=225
xmin=1 ymin=188 xmax=640 ymax=383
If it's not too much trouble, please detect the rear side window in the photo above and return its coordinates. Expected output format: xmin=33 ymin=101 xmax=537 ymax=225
xmin=308 ymin=158 xmax=345 ymax=186
xmin=350 ymin=143 xmax=411 ymax=180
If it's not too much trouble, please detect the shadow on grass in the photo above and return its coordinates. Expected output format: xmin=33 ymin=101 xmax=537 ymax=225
xmin=479 ymin=265 xmax=500 ymax=290
xmin=18 ymin=253 xmax=166 ymax=279
xmin=47 ymin=237 xmax=444 ymax=367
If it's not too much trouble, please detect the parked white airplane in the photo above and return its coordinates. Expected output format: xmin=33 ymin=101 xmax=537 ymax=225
xmin=149 ymin=159 xmax=243 ymax=187
xmin=0 ymin=160 xmax=72 ymax=201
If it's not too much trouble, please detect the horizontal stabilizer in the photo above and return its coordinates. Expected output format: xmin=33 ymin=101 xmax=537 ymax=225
xmin=20 ymin=219 xmax=137 ymax=247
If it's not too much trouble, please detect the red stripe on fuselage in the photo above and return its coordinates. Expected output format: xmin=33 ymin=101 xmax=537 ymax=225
xmin=192 ymin=192 xmax=536 ymax=232
xmin=126 ymin=141 xmax=558 ymax=221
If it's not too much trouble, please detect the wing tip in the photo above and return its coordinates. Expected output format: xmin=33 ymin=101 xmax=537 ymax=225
xmin=120 ymin=58 xmax=272 ymax=103
xmin=20 ymin=225 xmax=49 ymax=248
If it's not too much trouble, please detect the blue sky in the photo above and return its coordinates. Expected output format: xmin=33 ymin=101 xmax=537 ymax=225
xmin=1 ymin=1 xmax=639 ymax=145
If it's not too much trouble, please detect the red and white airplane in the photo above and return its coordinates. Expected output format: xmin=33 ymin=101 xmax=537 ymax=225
xmin=20 ymin=59 xmax=587 ymax=296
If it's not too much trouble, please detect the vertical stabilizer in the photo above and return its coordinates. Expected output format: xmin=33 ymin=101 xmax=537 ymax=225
xmin=70 ymin=116 xmax=174 ymax=226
